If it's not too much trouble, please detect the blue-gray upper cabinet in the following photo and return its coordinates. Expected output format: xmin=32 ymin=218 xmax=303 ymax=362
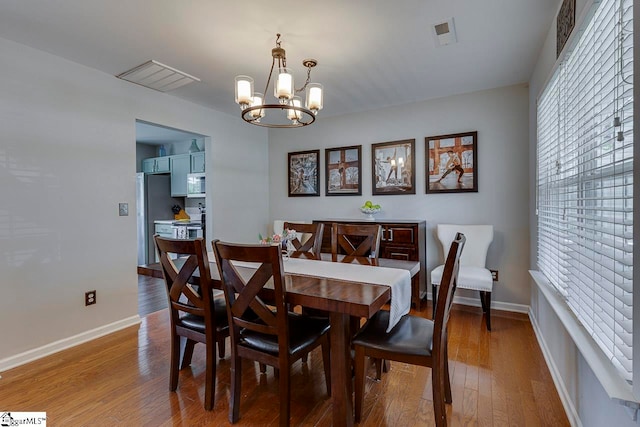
xmin=142 ymin=156 xmax=171 ymax=174
xmin=170 ymin=154 xmax=191 ymax=196
xmin=190 ymin=151 xmax=205 ymax=173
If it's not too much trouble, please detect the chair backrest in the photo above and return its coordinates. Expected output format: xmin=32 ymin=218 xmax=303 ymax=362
xmin=211 ymin=240 xmax=289 ymax=354
xmin=436 ymin=224 xmax=493 ymax=267
xmin=283 ymin=221 xmax=324 ymax=260
xmin=154 ymin=236 xmax=216 ymax=332
xmin=433 ymin=232 xmax=465 ymax=354
xmin=331 ymin=223 xmax=382 ymax=265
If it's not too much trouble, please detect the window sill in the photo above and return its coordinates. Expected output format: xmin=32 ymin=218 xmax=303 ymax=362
xmin=529 ymin=270 xmax=639 ymax=410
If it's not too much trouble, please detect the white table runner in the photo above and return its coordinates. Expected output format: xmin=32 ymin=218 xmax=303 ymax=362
xmin=209 ymin=253 xmax=410 ymax=332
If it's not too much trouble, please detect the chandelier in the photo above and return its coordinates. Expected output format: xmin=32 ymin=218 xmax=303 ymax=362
xmin=234 ymin=34 xmax=323 ymax=128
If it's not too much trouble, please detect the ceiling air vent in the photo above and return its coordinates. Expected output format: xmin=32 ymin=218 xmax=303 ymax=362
xmin=116 ymin=60 xmax=200 ymax=92
xmin=432 ymin=18 xmax=457 ymax=46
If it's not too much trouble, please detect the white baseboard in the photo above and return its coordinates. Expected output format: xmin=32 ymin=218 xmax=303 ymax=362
xmin=421 ymin=291 xmax=529 ymax=314
xmin=528 ymin=308 xmax=582 ymax=427
xmin=0 ymin=315 xmax=141 ymax=373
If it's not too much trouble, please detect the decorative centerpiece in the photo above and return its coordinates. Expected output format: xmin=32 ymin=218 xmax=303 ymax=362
xmin=360 ymin=200 xmax=381 ymax=220
xmin=259 ymin=229 xmax=297 ymax=259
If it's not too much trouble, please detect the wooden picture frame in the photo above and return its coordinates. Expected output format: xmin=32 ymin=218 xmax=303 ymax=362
xmin=557 ymin=0 xmax=576 ymax=57
xmin=325 ymin=145 xmax=362 ymax=196
xmin=426 ymin=131 xmax=478 ymax=194
xmin=371 ymin=139 xmax=415 ymax=195
xmin=288 ymin=149 xmax=320 ymax=196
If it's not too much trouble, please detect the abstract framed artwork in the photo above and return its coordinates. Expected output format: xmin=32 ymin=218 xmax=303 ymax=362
xmin=325 ymin=145 xmax=362 ymax=196
xmin=425 ymin=131 xmax=478 ymax=194
xmin=371 ymin=139 xmax=415 ymax=195
xmin=288 ymin=149 xmax=320 ymax=196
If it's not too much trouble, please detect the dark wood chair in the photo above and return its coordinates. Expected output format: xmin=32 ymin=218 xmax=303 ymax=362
xmin=353 ymin=232 xmax=466 ymax=427
xmin=283 ymin=221 xmax=324 ymax=260
xmin=211 ymin=240 xmax=332 ymax=426
xmin=153 ymin=235 xmax=229 ymax=411
xmin=330 ymin=222 xmax=382 ymax=265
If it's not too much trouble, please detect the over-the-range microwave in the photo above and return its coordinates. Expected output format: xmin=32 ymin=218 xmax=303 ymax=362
xmin=187 ymin=173 xmax=205 ymax=198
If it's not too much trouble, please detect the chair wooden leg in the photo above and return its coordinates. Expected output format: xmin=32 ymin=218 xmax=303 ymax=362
xmin=354 ymin=345 xmax=366 ymax=423
xmin=432 ymin=358 xmax=448 ymax=427
xmin=259 ymin=363 xmax=267 ymax=374
xmin=321 ymin=339 xmax=331 ymax=396
xmin=479 ymin=291 xmax=487 ymax=313
xmin=278 ymin=362 xmax=291 ymax=427
xmin=181 ymin=338 xmax=196 ymax=369
xmin=374 ymin=358 xmax=383 ymax=380
xmin=229 ymin=354 xmax=242 ymax=424
xmin=170 ymin=334 xmax=181 ymax=391
xmin=444 ymin=339 xmax=452 ymax=404
xmin=484 ymin=292 xmax=492 ymax=331
xmin=301 ymin=354 xmax=308 ymax=363
xmin=432 ymin=283 xmax=438 ymax=319
xmin=217 ymin=335 xmax=226 ymax=359
xmin=204 ymin=338 xmax=215 ymax=410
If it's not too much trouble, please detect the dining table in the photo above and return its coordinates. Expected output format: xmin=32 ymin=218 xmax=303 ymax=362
xmin=140 ymin=254 xmax=413 ymax=426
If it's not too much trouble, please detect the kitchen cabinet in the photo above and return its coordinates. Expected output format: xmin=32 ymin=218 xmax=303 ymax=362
xmin=191 ymin=151 xmax=205 ymax=173
xmin=142 ymin=156 xmax=171 ymax=174
xmin=313 ymin=219 xmax=426 ymax=309
xmin=170 ymin=154 xmax=190 ymax=197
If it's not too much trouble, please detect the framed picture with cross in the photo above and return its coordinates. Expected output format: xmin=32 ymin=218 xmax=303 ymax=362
xmin=325 ymin=145 xmax=362 ymax=196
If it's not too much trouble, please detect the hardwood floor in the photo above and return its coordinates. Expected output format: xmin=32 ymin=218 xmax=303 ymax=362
xmin=138 ymin=274 xmax=167 ymax=317
xmin=1 ymin=282 xmax=569 ymax=426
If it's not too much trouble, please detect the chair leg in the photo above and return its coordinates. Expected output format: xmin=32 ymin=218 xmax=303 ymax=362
xmin=484 ymin=292 xmax=492 ymax=331
xmin=181 ymin=338 xmax=196 ymax=369
xmin=479 ymin=291 xmax=487 ymax=313
xmin=354 ymin=346 xmax=366 ymax=423
xmin=444 ymin=339 xmax=452 ymax=404
xmin=229 ymin=353 xmax=242 ymax=424
xmin=432 ymin=283 xmax=438 ymax=319
xmin=374 ymin=358 xmax=383 ymax=380
xmin=204 ymin=338 xmax=215 ymax=410
xmin=321 ymin=339 xmax=331 ymax=396
xmin=259 ymin=363 xmax=267 ymax=374
xmin=170 ymin=334 xmax=181 ymax=391
xmin=432 ymin=359 xmax=448 ymax=427
xmin=301 ymin=354 xmax=308 ymax=363
xmin=278 ymin=362 xmax=291 ymax=427
xmin=217 ymin=335 xmax=226 ymax=359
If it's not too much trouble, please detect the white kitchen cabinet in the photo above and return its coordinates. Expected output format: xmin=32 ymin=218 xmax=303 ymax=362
xmin=143 ymin=156 xmax=171 ymax=174
xmin=191 ymin=151 xmax=205 ymax=173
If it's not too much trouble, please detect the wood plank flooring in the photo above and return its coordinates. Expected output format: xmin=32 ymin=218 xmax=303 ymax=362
xmin=0 ymin=278 xmax=569 ymax=426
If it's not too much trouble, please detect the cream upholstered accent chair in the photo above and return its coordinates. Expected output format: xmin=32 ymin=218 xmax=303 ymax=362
xmin=431 ymin=224 xmax=494 ymax=330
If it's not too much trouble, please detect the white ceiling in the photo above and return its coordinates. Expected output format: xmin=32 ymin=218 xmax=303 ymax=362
xmin=0 ymin=0 xmax=559 ymax=120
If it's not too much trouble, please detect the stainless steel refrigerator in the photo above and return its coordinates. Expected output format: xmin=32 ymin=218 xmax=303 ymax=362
xmin=136 ymin=172 xmax=181 ymax=265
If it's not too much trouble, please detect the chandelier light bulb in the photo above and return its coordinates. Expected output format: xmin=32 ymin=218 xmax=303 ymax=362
xmin=275 ymin=68 xmax=294 ymax=103
xmin=250 ymin=93 xmax=265 ymax=120
xmin=287 ymin=96 xmax=302 ymax=123
xmin=305 ymin=83 xmax=323 ymax=114
xmin=235 ymin=75 xmax=254 ymax=109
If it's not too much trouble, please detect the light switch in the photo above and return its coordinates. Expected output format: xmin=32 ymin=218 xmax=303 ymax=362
xmin=119 ymin=203 xmax=129 ymax=216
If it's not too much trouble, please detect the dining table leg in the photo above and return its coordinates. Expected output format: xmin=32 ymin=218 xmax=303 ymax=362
xmin=329 ymin=311 xmax=354 ymax=427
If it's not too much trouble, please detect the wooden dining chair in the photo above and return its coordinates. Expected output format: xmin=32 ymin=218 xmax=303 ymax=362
xmin=353 ymin=232 xmax=466 ymax=427
xmin=211 ymin=240 xmax=332 ymax=427
xmin=283 ymin=221 xmax=324 ymax=260
xmin=153 ymin=235 xmax=229 ymax=411
xmin=331 ymin=222 xmax=382 ymax=265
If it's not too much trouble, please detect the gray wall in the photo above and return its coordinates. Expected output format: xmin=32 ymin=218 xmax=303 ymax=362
xmin=528 ymin=0 xmax=639 ymax=424
xmin=0 ymin=36 xmax=270 ymax=365
xmin=268 ymin=84 xmax=531 ymax=309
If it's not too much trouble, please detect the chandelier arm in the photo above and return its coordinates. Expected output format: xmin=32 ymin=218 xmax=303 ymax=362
xmin=295 ymin=66 xmax=313 ymax=93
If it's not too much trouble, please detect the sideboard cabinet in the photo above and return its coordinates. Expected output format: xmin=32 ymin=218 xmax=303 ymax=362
xmin=313 ymin=219 xmax=426 ymax=309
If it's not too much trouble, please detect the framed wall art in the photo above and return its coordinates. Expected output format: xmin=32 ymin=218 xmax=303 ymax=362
xmin=325 ymin=145 xmax=362 ymax=196
xmin=425 ymin=131 xmax=478 ymax=194
xmin=288 ymin=149 xmax=320 ymax=196
xmin=371 ymin=139 xmax=415 ymax=195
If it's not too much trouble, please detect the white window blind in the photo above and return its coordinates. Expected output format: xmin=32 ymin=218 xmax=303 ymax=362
xmin=536 ymin=0 xmax=633 ymax=381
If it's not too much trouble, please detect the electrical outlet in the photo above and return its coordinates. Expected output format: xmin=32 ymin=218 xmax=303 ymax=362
xmin=490 ymin=270 xmax=498 ymax=281
xmin=85 ymin=290 xmax=96 ymax=306
xmin=119 ymin=203 xmax=129 ymax=216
